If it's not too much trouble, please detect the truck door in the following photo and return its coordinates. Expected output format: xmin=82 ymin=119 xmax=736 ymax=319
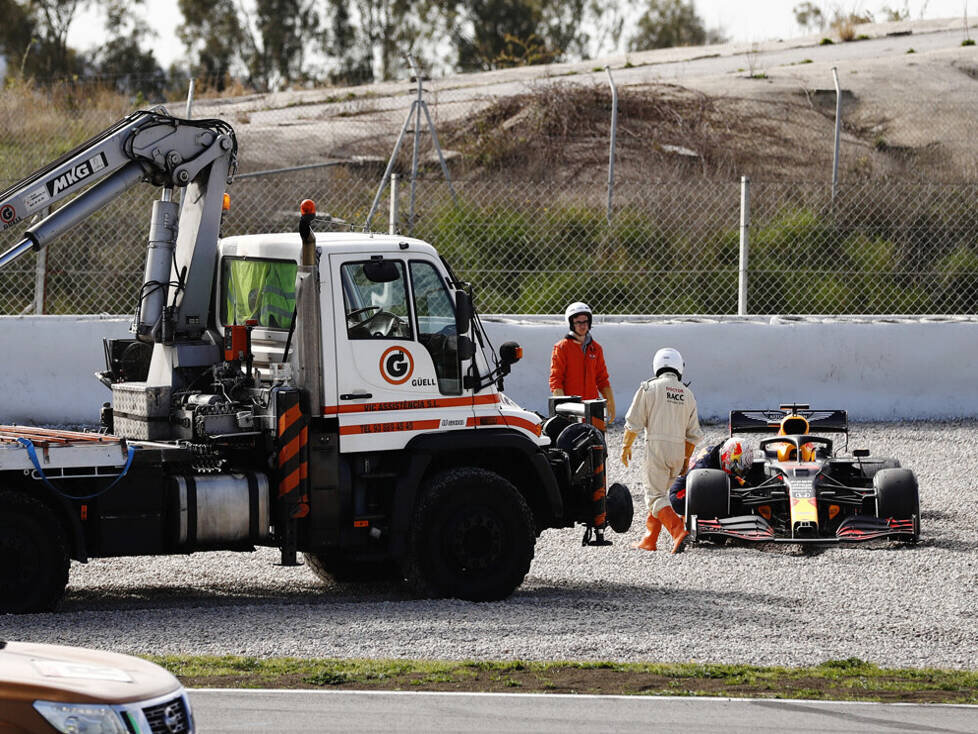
xmin=329 ymin=254 xmax=472 ymax=451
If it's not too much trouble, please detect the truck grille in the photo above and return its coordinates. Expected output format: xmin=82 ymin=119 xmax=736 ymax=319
xmin=143 ymin=695 xmax=191 ymax=733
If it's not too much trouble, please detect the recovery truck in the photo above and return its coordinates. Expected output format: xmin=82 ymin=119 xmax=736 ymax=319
xmin=0 ymin=108 xmax=632 ymax=613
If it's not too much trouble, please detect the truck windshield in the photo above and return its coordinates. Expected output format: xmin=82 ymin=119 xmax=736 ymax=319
xmin=221 ymin=257 xmax=297 ymax=329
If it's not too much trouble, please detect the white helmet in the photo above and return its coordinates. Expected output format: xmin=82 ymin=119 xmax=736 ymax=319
xmin=564 ymin=301 xmax=592 ymax=329
xmin=653 ymin=347 xmax=684 ymax=378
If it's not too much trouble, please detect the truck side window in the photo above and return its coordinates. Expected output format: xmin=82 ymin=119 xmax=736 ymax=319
xmin=221 ymin=257 xmax=297 ymax=329
xmin=410 ymin=260 xmax=461 ymax=395
xmin=341 ymin=261 xmax=413 ymax=340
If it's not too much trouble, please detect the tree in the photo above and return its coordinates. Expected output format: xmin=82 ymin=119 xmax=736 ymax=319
xmin=91 ymin=34 xmax=166 ymax=99
xmin=0 ymin=0 xmax=36 ymax=77
xmin=539 ymin=0 xmax=619 ymax=60
xmin=349 ymin=0 xmax=422 ymax=81
xmin=253 ymin=0 xmax=319 ymax=87
xmin=89 ymin=0 xmax=166 ymax=98
xmin=241 ymin=0 xmax=338 ymax=89
xmin=3 ymin=0 xmax=90 ymax=78
xmin=627 ymin=0 xmax=709 ymax=52
xmin=434 ymin=0 xmax=555 ymax=71
xmin=793 ymin=2 xmax=825 ymax=32
xmin=571 ymin=0 xmax=640 ymax=59
xmin=177 ymin=0 xmax=247 ymax=89
xmin=3 ymin=0 xmax=155 ymax=82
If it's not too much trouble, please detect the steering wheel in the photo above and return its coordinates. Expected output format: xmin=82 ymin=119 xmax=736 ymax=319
xmin=348 ymin=305 xmax=380 ymax=320
xmin=347 ymin=306 xmax=381 ymax=329
xmin=348 ymin=310 xmax=409 ymax=338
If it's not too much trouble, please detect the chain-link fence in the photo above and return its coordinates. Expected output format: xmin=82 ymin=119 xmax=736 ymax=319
xmin=2 ymin=61 xmax=978 ymax=316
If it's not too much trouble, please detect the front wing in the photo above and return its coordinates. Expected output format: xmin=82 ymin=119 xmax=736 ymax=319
xmin=690 ymin=514 xmax=918 ymax=544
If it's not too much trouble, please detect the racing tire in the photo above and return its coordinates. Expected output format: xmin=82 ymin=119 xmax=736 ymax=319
xmin=303 ymin=551 xmax=401 ymax=584
xmin=685 ymin=469 xmax=730 ymax=522
xmin=859 ymin=458 xmax=901 ymax=481
xmin=404 ymin=468 xmax=535 ymax=602
xmin=0 ymin=491 xmax=70 ymax=613
xmin=875 ymin=468 xmax=919 ymax=521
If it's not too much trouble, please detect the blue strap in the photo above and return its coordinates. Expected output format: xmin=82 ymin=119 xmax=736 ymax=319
xmin=16 ymin=437 xmax=136 ymax=500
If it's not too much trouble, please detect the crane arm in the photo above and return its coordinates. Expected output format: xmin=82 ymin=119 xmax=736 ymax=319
xmin=0 ymin=106 xmax=237 ymax=265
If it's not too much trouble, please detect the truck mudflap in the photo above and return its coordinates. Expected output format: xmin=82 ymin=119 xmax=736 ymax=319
xmin=274 ymin=388 xmax=310 ymax=566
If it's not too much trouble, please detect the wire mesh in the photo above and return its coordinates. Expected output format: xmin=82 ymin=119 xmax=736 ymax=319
xmin=2 ymin=72 xmax=977 ymax=316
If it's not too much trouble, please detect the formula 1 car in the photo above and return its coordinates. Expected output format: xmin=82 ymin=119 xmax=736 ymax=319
xmin=685 ymin=404 xmax=919 ymax=545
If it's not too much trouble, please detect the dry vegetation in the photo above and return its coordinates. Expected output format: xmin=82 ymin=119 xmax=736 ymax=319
xmin=433 ymin=81 xmax=955 ymax=184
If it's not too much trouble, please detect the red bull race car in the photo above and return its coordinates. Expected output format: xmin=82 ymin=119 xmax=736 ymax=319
xmin=685 ymin=404 xmax=920 ymax=545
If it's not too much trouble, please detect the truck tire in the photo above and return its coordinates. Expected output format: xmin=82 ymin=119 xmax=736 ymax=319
xmin=303 ymin=551 xmax=400 ymax=584
xmin=685 ymin=469 xmax=730 ymax=521
xmin=0 ymin=491 xmax=69 ymax=613
xmin=404 ymin=468 xmax=535 ymax=602
xmin=875 ymin=468 xmax=919 ymax=520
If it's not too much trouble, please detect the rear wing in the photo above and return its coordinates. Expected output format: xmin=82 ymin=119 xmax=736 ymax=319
xmin=729 ymin=407 xmax=848 ymax=435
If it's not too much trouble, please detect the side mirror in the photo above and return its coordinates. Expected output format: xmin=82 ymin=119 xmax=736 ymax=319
xmin=455 ymin=290 xmax=472 ymax=334
xmin=499 ymin=341 xmax=522 ymax=367
xmin=363 ymin=259 xmax=399 ymax=283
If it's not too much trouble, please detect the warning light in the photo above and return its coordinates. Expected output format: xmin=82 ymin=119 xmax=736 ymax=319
xmin=300 ymin=199 xmax=316 ymax=216
xmin=222 ymin=193 xmax=231 ymax=211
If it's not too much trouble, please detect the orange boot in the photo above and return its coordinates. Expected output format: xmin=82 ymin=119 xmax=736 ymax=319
xmin=631 ymin=513 xmax=662 ymax=551
xmin=657 ymin=506 xmax=689 ymax=554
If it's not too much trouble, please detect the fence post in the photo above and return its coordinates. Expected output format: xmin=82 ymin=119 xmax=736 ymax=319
xmin=32 ymin=205 xmax=50 ymax=314
xmin=604 ymin=66 xmax=618 ymax=227
xmin=739 ymin=176 xmax=750 ymax=316
xmin=185 ymin=78 xmax=196 ymax=119
xmin=33 ymin=243 xmax=47 ymax=315
xmin=389 ymin=173 xmax=398 ymax=234
xmin=831 ymin=66 xmax=841 ymax=204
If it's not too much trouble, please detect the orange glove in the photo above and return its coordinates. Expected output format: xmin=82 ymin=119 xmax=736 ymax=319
xmin=621 ymin=429 xmax=637 ymax=467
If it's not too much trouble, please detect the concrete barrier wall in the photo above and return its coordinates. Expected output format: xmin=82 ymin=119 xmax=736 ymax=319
xmin=3 ymin=315 xmax=971 ymax=424
xmin=484 ymin=317 xmax=972 ymax=420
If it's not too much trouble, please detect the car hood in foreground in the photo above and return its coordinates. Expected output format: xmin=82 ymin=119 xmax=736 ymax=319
xmin=0 ymin=640 xmax=180 ymax=704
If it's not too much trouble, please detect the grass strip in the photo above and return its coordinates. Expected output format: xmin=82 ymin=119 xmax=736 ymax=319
xmin=143 ymin=655 xmax=978 ymax=703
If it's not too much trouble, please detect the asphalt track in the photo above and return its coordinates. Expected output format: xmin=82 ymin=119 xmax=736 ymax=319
xmin=188 ymin=689 xmax=978 ymax=733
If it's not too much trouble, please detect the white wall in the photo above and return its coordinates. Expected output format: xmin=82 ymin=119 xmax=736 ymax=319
xmin=483 ymin=316 xmax=972 ymax=420
xmin=2 ymin=315 xmax=971 ymax=424
xmin=4 ymin=316 xmax=132 ymax=425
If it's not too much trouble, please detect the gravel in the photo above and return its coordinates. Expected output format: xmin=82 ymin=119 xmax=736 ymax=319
xmin=4 ymin=421 xmax=976 ymax=670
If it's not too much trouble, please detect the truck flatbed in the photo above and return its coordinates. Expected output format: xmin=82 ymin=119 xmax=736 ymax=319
xmin=0 ymin=426 xmax=131 ymax=474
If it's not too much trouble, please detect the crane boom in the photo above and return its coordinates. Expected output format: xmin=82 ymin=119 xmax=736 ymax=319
xmin=0 ymin=106 xmax=237 ymax=343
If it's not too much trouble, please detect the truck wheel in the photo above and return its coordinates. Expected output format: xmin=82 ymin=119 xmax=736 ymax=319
xmin=685 ymin=469 xmax=730 ymax=521
xmin=0 ymin=491 xmax=69 ymax=613
xmin=303 ymin=551 xmax=400 ymax=584
xmin=405 ymin=468 xmax=535 ymax=602
xmin=875 ymin=468 xmax=919 ymax=520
